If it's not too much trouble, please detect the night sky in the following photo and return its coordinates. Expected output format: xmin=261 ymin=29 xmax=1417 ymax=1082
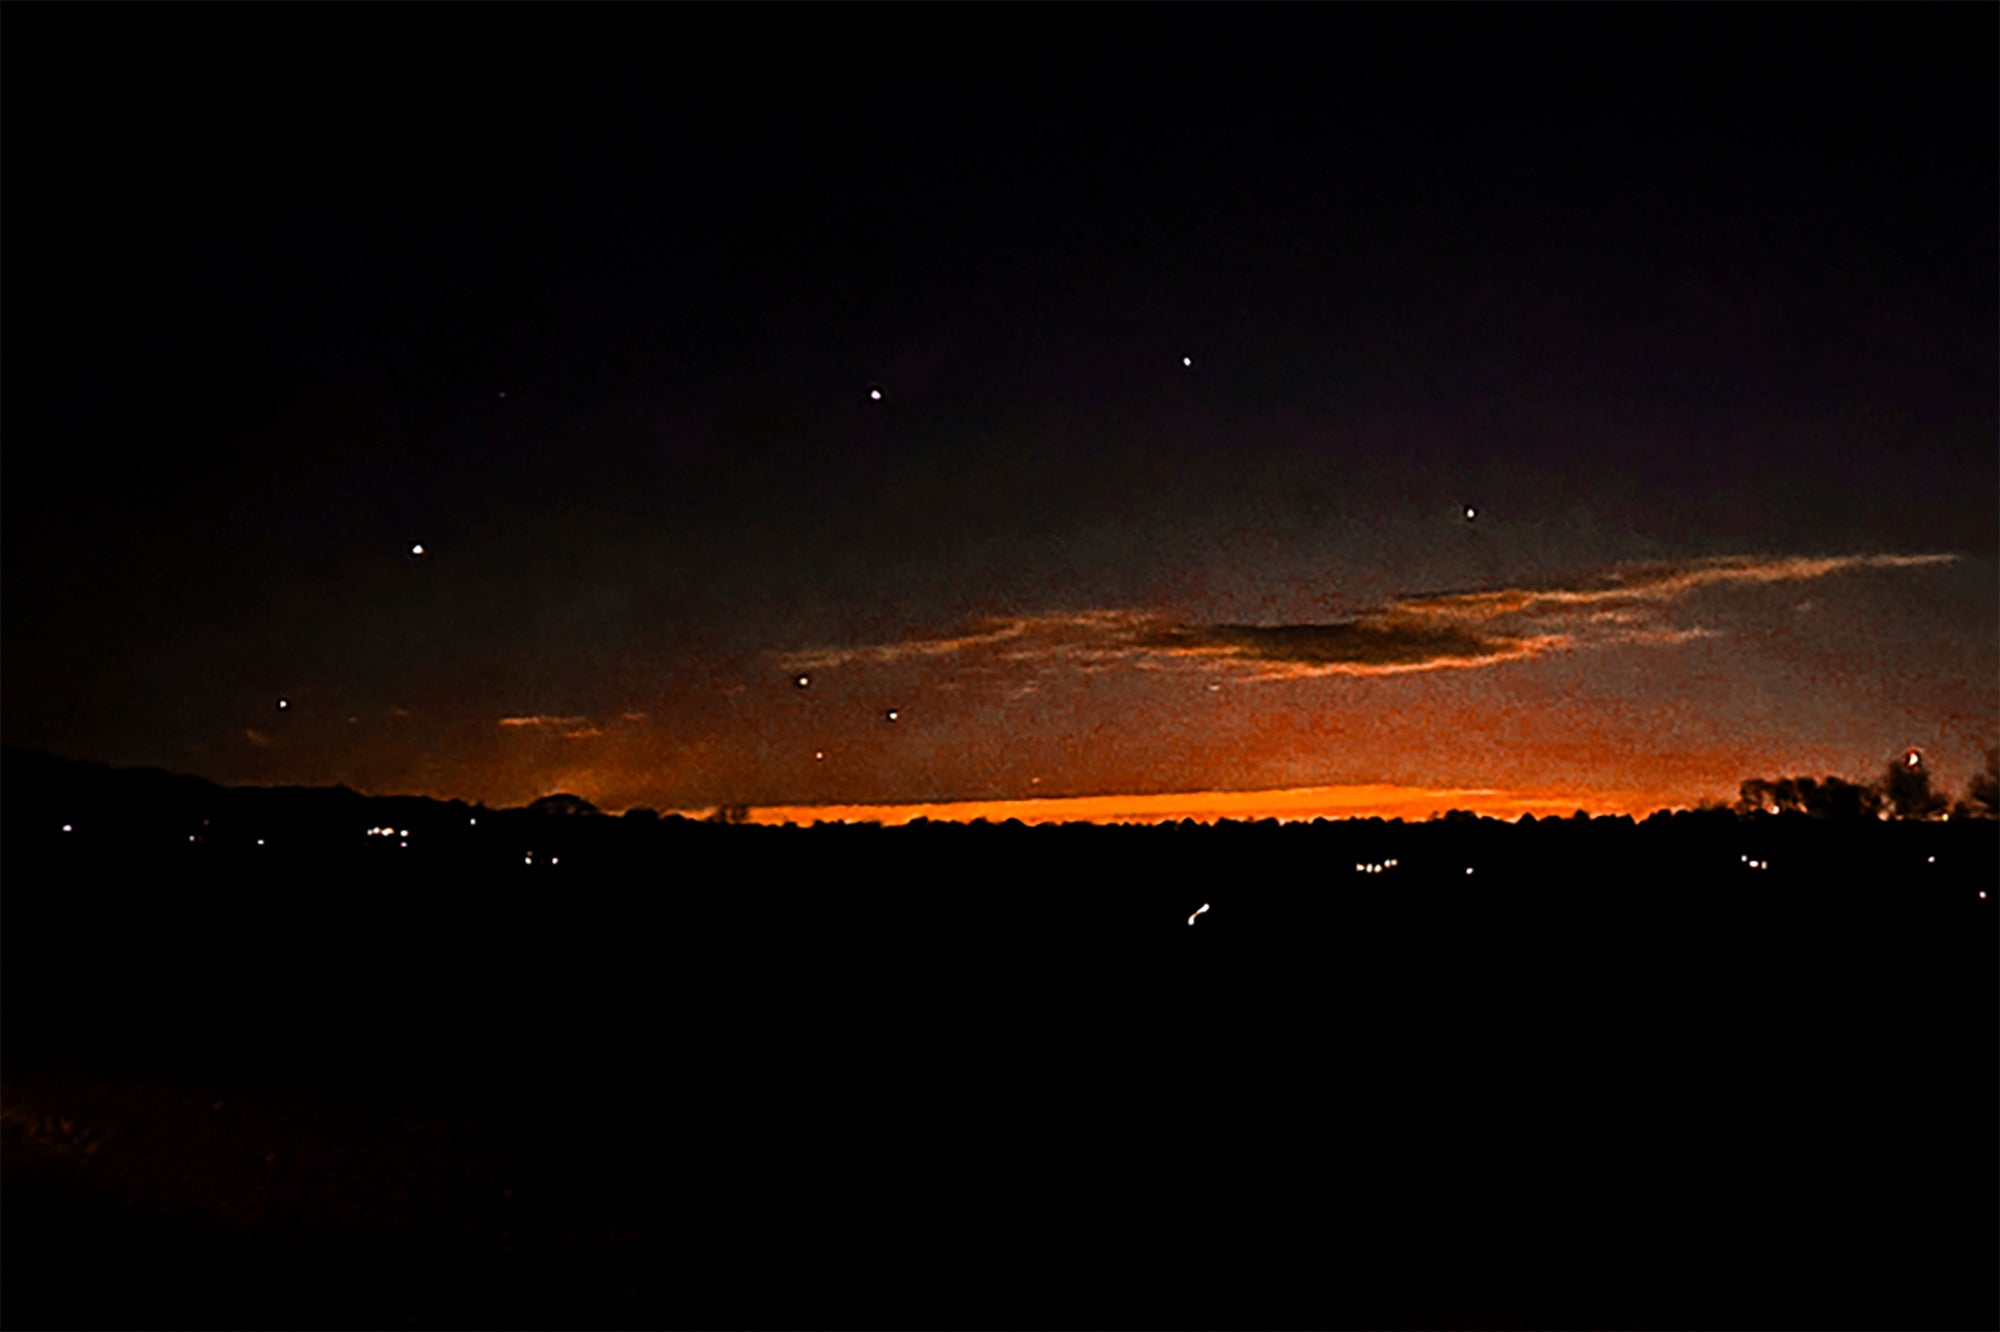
xmin=7 ymin=6 xmax=1995 ymax=820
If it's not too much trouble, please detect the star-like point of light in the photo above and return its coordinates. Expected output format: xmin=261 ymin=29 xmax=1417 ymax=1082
xmin=1182 ymin=355 xmax=1192 ymax=367
xmin=885 ymin=708 xmax=900 ymax=723
xmin=795 ymin=674 xmax=811 ymax=689
xmin=411 ymin=543 xmax=426 ymax=557
xmin=276 ymin=698 xmax=289 ymax=711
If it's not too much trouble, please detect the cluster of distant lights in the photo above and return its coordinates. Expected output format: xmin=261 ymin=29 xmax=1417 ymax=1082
xmin=50 ymin=810 xmax=1985 ymax=901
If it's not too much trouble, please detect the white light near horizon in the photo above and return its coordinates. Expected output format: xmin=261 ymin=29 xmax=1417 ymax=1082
xmin=1188 ymin=903 xmax=1210 ymax=926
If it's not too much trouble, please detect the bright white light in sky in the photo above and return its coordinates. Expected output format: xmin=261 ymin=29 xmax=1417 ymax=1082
xmin=885 ymin=708 xmax=900 ymax=722
xmin=62 ymin=823 xmax=73 ymax=833
xmin=1188 ymin=903 xmax=1210 ymax=925
xmin=1182 ymin=356 xmax=1192 ymax=367
xmin=795 ymin=674 xmax=810 ymax=688
xmin=1464 ymin=506 xmax=1477 ymax=521
xmin=869 ymin=387 xmax=883 ymax=401
xmin=276 ymin=698 xmax=289 ymax=710
xmin=411 ymin=544 xmax=426 ymax=557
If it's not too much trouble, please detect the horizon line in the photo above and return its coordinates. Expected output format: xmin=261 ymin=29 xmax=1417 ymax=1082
xmin=669 ymin=783 xmax=1705 ymax=827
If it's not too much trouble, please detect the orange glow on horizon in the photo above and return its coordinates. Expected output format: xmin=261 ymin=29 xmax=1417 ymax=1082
xmin=715 ymin=782 xmax=1683 ymax=827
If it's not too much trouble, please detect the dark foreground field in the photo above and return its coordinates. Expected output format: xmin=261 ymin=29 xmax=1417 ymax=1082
xmin=4 ymin=764 xmax=1995 ymax=1329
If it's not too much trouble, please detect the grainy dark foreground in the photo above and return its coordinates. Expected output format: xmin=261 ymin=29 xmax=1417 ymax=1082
xmin=5 ymin=752 xmax=1995 ymax=1329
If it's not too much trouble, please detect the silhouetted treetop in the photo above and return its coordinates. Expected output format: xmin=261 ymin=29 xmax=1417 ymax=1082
xmin=526 ymin=793 xmax=602 ymax=817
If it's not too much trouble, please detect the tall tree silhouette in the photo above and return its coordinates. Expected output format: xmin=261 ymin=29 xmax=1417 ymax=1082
xmin=1957 ymin=747 xmax=1999 ymax=820
xmin=1881 ymin=753 xmax=1949 ymax=821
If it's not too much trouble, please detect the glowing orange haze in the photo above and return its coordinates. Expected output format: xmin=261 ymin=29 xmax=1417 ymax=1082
xmin=705 ymin=783 xmax=1680 ymax=827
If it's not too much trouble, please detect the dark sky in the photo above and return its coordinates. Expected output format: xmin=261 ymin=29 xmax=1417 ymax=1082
xmin=7 ymin=5 xmax=1994 ymax=818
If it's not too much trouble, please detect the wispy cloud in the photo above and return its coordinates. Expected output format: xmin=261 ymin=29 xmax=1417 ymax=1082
xmin=777 ymin=552 xmax=1955 ymax=681
xmin=498 ymin=714 xmax=607 ymax=740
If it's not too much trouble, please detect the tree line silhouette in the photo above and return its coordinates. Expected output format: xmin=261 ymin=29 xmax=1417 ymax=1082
xmin=1733 ymin=747 xmax=1997 ymax=822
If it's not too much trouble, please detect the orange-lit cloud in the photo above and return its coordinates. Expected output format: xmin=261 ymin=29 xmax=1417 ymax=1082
xmin=777 ymin=552 xmax=1955 ymax=681
xmin=498 ymin=714 xmax=614 ymax=741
